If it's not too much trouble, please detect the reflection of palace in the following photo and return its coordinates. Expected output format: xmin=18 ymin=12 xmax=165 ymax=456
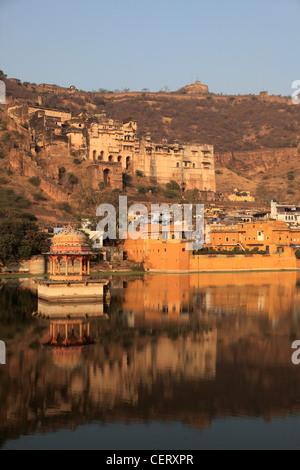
xmin=1 ymin=272 xmax=300 ymax=446
xmin=121 ymin=272 xmax=300 ymax=324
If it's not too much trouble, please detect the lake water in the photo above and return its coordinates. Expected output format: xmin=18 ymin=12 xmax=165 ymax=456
xmin=0 ymin=271 xmax=300 ymax=450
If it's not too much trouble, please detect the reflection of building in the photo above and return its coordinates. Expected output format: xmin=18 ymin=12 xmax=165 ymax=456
xmin=1 ymin=272 xmax=300 ymax=445
xmin=35 ymin=300 xmax=109 ymax=350
xmin=46 ymin=319 xmax=92 ymax=348
xmin=35 ymin=295 xmax=109 ymax=349
xmin=37 ymin=298 xmax=107 ymax=317
xmin=122 ymin=272 xmax=300 ymax=322
xmin=122 ymin=276 xmax=194 ymax=325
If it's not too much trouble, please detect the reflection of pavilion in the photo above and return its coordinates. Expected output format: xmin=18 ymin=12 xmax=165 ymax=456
xmin=46 ymin=319 xmax=92 ymax=348
xmin=35 ymin=296 xmax=109 ymax=349
xmin=34 ymin=301 xmax=108 ymax=349
xmin=37 ymin=298 xmax=108 ymax=318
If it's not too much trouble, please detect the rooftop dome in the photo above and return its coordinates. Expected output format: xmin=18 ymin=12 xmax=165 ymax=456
xmin=53 ymin=228 xmax=88 ymax=243
xmin=50 ymin=228 xmax=92 ymax=255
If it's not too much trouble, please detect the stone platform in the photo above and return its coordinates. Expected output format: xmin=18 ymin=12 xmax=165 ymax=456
xmin=35 ymin=278 xmax=110 ymax=302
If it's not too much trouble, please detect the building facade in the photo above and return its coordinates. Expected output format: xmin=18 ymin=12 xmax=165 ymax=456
xmin=271 ymin=201 xmax=300 ymax=225
xmin=84 ymin=113 xmax=216 ymax=193
xmin=123 ymin=220 xmax=299 ymax=272
xmin=11 ymin=106 xmax=216 ymax=194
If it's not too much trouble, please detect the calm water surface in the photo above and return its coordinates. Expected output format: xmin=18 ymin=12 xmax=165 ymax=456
xmin=0 ymin=271 xmax=300 ymax=450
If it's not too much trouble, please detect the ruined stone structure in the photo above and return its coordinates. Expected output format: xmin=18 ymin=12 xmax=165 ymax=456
xmin=84 ymin=161 xmax=123 ymax=191
xmin=179 ymin=80 xmax=209 ymax=95
xmin=8 ymin=105 xmax=71 ymax=127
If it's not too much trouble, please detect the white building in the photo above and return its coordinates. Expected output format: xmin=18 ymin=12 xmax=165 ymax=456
xmin=271 ymin=201 xmax=300 ymax=225
xmin=81 ymin=220 xmax=104 ymax=250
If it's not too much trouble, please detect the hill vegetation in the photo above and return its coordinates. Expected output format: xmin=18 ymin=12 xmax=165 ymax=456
xmin=2 ymin=73 xmax=299 ymax=153
xmin=0 ymin=73 xmax=299 ymax=229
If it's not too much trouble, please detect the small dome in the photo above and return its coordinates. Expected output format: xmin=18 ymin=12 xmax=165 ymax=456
xmin=53 ymin=228 xmax=87 ymax=243
xmin=50 ymin=227 xmax=92 ymax=254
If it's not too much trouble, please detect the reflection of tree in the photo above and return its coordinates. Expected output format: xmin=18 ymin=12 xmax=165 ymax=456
xmin=0 ymin=282 xmax=37 ymax=326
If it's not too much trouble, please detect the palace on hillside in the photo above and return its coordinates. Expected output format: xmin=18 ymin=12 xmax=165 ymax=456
xmin=8 ymin=106 xmax=216 ymax=194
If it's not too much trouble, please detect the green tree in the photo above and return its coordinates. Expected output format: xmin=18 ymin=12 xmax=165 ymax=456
xmin=18 ymin=240 xmax=32 ymax=259
xmin=0 ymin=218 xmax=47 ymax=263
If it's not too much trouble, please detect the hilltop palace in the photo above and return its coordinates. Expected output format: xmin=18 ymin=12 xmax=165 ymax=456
xmin=8 ymin=106 xmax=216 ymax=194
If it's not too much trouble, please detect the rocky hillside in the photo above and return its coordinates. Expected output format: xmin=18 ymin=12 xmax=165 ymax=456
xmin=3 ymin=74 xmax=299 ymax=152
xmin=1 ymin=73 xmax=299 ymax=220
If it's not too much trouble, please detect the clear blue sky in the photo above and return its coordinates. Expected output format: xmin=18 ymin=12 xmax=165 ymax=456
xmin=0 ymin=0 xmax=299 ymax=95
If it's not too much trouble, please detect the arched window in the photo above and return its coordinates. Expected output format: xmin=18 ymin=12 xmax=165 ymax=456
xmin=118 ymin=155 xmax=122 ymax=163
xmin=93 ymin=150 xmax=97 ymax=161
xmin=103 ymin=169 xmax=111 ymax=186
xmin=176 ymin=162 xmax=180 ymax=168
xmin=109 ymin=155 xmax=113 ymax=162
xmin=126 ymin=156 xmax=131 ymax=170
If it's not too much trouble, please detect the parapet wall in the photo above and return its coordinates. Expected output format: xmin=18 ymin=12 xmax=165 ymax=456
xmin=9 ymin=148 xmax=72 ymax=202
xmin=0 ymin=256 xmax=46 ymax=274
xmin=188 ymin=254 xmax=298 ymax=273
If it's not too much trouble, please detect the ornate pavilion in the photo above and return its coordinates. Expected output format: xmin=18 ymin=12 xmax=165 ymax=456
xmin=47 ymin=227 xmax=93 ymax=281
xmin=36 ymin=227 xmax=110 ymax=302
xmin=34 ymin=228 xmax=110 ymax=351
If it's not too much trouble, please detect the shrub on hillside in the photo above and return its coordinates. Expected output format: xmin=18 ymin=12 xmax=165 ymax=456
xmin=122 ymin=173 xmax=132 ymax=188
xmin=163 ymin=189 xmax=179 ymax=199
xmin=68 ymin=173 xmax=79 ymax=185
xmin=33 ymin=190 xmax=47 ymax=201
xmin=137 ymin=186 xmax=147 ymax=195
xmin=166 ymin=180 xmax=180 ymax=191
xmin=29 ymin=176 xmax=41 ymax=187
xmin=58 ymin=202 xmax=72 ymax=213
xmin=58 ymin=167 xmax=66 ymax=179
